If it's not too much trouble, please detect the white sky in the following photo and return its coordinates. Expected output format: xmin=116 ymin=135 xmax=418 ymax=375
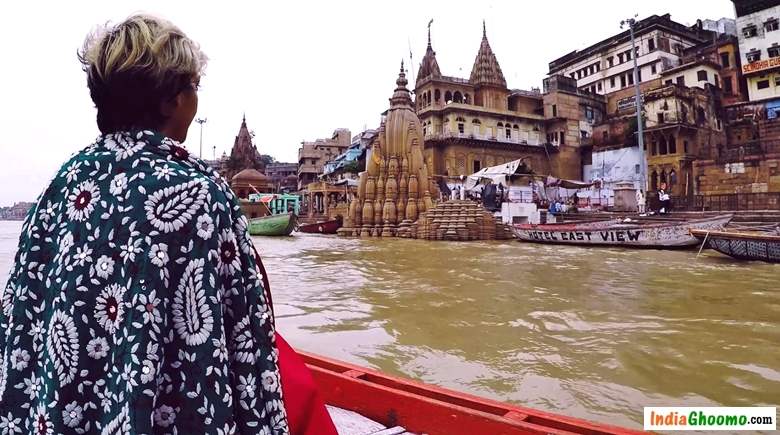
xmin=0 ymin=0 xmax=735 ymax=207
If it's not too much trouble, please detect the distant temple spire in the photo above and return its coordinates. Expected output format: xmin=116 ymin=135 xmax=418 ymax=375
xmin=416 ymin=19 xmax=442 ymax=85
xmin=470 ymin=20 xmax=506 ymax=88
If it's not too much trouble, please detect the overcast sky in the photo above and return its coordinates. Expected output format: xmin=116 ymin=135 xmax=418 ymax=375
xmin=0 ymin=1 xmax=735 ymax=207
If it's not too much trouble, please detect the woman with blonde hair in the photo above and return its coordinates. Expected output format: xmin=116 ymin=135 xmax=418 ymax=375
xmin=0 ymin=14 xmax=295 ymax=434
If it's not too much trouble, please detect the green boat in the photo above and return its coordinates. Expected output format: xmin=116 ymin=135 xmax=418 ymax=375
xmin=248 ymin=212 xmax=297 ymax=236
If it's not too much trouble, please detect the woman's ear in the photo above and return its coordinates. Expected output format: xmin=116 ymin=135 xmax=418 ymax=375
xmin=159 ymin=94 xmax=180 ymax=118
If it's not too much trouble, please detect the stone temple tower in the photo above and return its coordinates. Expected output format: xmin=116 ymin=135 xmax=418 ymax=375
xmin=343 ymin=62 xmax=436 ymax=237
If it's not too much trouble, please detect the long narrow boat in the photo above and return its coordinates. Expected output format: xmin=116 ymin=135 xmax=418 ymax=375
xmin=296 ymin=218 xmax=342 ymax=234
xmin=691 ymin=228 xmax=780 ymax=262
xmin=513 ymin=214 xmax=732 ymax=248
xmin=249 ymin=212 xmax=297 ymax=236
xmin=300 ymin=351 xmax=643 ymax=435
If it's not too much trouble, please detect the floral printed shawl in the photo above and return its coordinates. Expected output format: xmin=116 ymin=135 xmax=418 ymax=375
xmin=0 ymin=131 xmax=289 ymax=435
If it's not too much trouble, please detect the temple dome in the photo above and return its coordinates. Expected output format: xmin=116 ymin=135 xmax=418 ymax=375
xmin=232 ymin=168 xmax=269 ymax=183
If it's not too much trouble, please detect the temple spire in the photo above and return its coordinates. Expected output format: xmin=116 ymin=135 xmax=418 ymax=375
xmin=416 ymin=19 xmax=442 ymax=85
xmin=469 ymin=20 xmax=506 ymax=88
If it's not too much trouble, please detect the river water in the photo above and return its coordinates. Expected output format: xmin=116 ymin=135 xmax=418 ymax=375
xmin=1 ymin=220 xmax=778 ymax=429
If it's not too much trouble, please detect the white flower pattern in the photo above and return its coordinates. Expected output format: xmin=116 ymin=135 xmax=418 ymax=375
xmin=0 ymin=131 xmax=287 ymax=434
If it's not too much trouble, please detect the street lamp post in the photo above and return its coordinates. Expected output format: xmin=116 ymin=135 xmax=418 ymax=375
xmin=195 ymin=118 xmax=207 ymax=158
xmin=621 ymin=16 xmax=647 ymax=191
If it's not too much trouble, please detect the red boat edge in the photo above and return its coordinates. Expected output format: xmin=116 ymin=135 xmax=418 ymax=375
xmin=299 ymin=350 xmax=645 ymax=435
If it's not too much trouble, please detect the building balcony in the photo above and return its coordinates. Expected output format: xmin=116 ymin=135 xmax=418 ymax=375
xmin=423 ymin=131 xmax=544 ymax=147
xmin=298 ymin=164 xmax=321 ymax=175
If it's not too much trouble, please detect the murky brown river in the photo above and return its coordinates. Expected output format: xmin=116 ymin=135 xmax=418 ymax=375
xmin=1 ymin=220 xmax=778 ymax=429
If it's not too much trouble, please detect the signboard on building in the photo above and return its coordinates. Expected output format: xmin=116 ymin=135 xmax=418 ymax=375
xmin=742 ymin=57 xmax=780 ymax=74
xmin=617 ymin=94 xmax=645 ymax=112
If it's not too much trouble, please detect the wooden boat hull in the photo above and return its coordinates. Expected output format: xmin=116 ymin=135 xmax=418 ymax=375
xmin=691 ymin=229 xmax=780 ymax=262
xmin=513 ymin=214 xmax=732 ymax=248
xmin=297 ymin=219 xmax=341 ymax=234
xmin=249 ymin=213 xmax=297 ymax=236
xmin=300 ymin=351 xmax=642 ymax=435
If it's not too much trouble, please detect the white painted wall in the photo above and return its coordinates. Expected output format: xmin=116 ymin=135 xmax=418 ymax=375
xmin=736 ymin=5 xmax=780 ymax=101
xmin=661 ymin=64 xmax=721 ymax=89
xmin=584 ymin=147 xmax=644 ymax=190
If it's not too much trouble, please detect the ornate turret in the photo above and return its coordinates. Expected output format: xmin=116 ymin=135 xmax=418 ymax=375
xmin=469 ymin=21 xmax=506 ymax=88
xmin=416 ymin=20 xmax=442 ymax=85
xmin=342 ymin=62 xmax=437 ymax=237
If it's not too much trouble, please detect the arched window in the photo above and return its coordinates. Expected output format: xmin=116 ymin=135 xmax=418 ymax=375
xmin=668 ymin=135 xmax=677 ymax=154
xmin=669 ymin=169 xmax=677 ymax=186
xmin=651 ymin=139 xmax=658 ymax=155
xmin=434 ymin=89 xmax=441 ymax=102
xmin=659 ymin=136 xmax=668 ymax=155
xmin=427 ymin=90 xmax=431 ymax=106
xmin=497 ymin=122 xmax=504 ymax=128
xmin=453 ymin=91 xmax=463 ymax=103
xmin=651 ymin=170 xmax=658 ymax=191
xmin=445 ymin=91 xmax=453 ymax=104
xmin=464 ymin=93 xmax=470 ymax=104
xmin=456 ymin=117 xmax=465 ymax=134
xmin=660 ymin=170 xmax=668 ymax=184
xmin=471 ymin=119 xmax=480 ymax=136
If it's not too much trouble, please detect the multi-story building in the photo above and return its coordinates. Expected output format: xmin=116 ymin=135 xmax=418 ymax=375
xmin=548 ymin=14 xmax=713 ymax=96
xmin=733 ymin=0 xmax=780 ymax=101
xmin=297 ymin=128 xmax=351 ymax=190
xmin=266 ymin=163 xmax=298 ymax=193
xmin=414 ymin=23 xmax=601 ymax=180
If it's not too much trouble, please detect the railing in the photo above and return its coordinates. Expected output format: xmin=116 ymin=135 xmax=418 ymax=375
xmin=678 ymin=193 xmax=780 ymax=211
xmin=424 ymin=131 xmax=544 ymax=147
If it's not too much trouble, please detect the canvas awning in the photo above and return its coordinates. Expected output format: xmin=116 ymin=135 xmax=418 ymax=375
xmin=464 ymin=159 xmax=531 ymax=190
xmin=544 ymin=176 xmax=594 ymax=189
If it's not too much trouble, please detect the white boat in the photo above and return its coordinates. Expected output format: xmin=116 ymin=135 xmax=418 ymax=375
xmin=513 ymin=214 xmax=733 ymax=248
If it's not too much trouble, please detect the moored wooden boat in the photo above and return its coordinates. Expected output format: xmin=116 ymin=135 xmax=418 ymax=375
xmin=249 ymin=212 xmax=297 ymax=236
xmin=300 ymin=350 xmax=643 ymax=435
xmin=691 ymin=228 xmax=780 ymax=262
xmin=513 ymin=214 xmax=732 ymax=248
xmin=297 ymin=218 xmax=342 ymax=234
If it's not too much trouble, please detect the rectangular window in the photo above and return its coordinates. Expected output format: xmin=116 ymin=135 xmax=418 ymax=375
xmin=473 ymin=160 xmax=481 ymax=173
xmin=720 ymin=52 xmax=730 ymax=67
xmin=651 ymin=63 xmax=657 ymax=74
xmin=724 ymin=76 xmax=733 ymax=93
xmin=590 ymin=85 xmax=596 ymax=93
xmin=610 ymin=76 xmax=616 ymax=87
xmin=684 ymin=140 xmax=689 ymax=154
xmin=617 ymin=53 xmax=624 ymax=63
xmin=607 ymin=56 xmax=614 ymax=67
xmin=570 ymin=72 xmax=576 ymax=79
xmin=769 ymin=46 xmax=780 ymax=58
xmin=676 ymin=76 xmax=685 ymax=86
xmin=458 ymin=123 xmax=465 ymax=134
xmin=658 ymin=112 xmax=665 ymax=124
xmin=627 ymin=73 xmax=634 ymax=86
xmin=505 ymin=128 xmax=511 ymax=139
xmin=552 ymin=104 xmax=557 ymax=117
xmin=747 ymin=50 xmax=761 ymax=62
xmin=766 ymin=19 xmax=779 ymax=32
xmin=620 ymin=75 xmax=626 ymax=88
xmin=559 ymin=131 xmax=565 ymax=145
xmin=648 ymin=38 xmax=656 ymax=52
xmin=665 ymin=79 xmax=673 ymax=85
xmin=585 ymin=107 xmax=594 ymax=122
xmin=743 ymin=25 xmax=758 ymax=38
xmin=637 ymin=69 xmax=642 ymax=82
xmin=715 ymin=74 xmax=720 ymax=87
xmin=595 ymin=63 xmax=600 ymax=72
xmin=757 ymin=79 xmax=771 ymax=89
xmin=775 ymin=75 xmax=780 ymax=86
xmin=626 ymin=50 xmax=632 ymax=61
xmin=697 ymin=70 xmax=708 ymax=81
xmin=597 ymin=82 xmax=603 ymax=91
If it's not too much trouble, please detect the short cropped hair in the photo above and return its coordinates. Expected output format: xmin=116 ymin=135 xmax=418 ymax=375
xmin=78 ymin=14 xmax=208 ymax=134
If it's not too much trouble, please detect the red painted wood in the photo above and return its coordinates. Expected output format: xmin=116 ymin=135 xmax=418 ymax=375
xmin=299 ymin=351 xmax=644 ymax=435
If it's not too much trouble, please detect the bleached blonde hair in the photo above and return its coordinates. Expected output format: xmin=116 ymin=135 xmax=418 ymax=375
xmin=78 ymin=14 xmax=208 ymax=133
